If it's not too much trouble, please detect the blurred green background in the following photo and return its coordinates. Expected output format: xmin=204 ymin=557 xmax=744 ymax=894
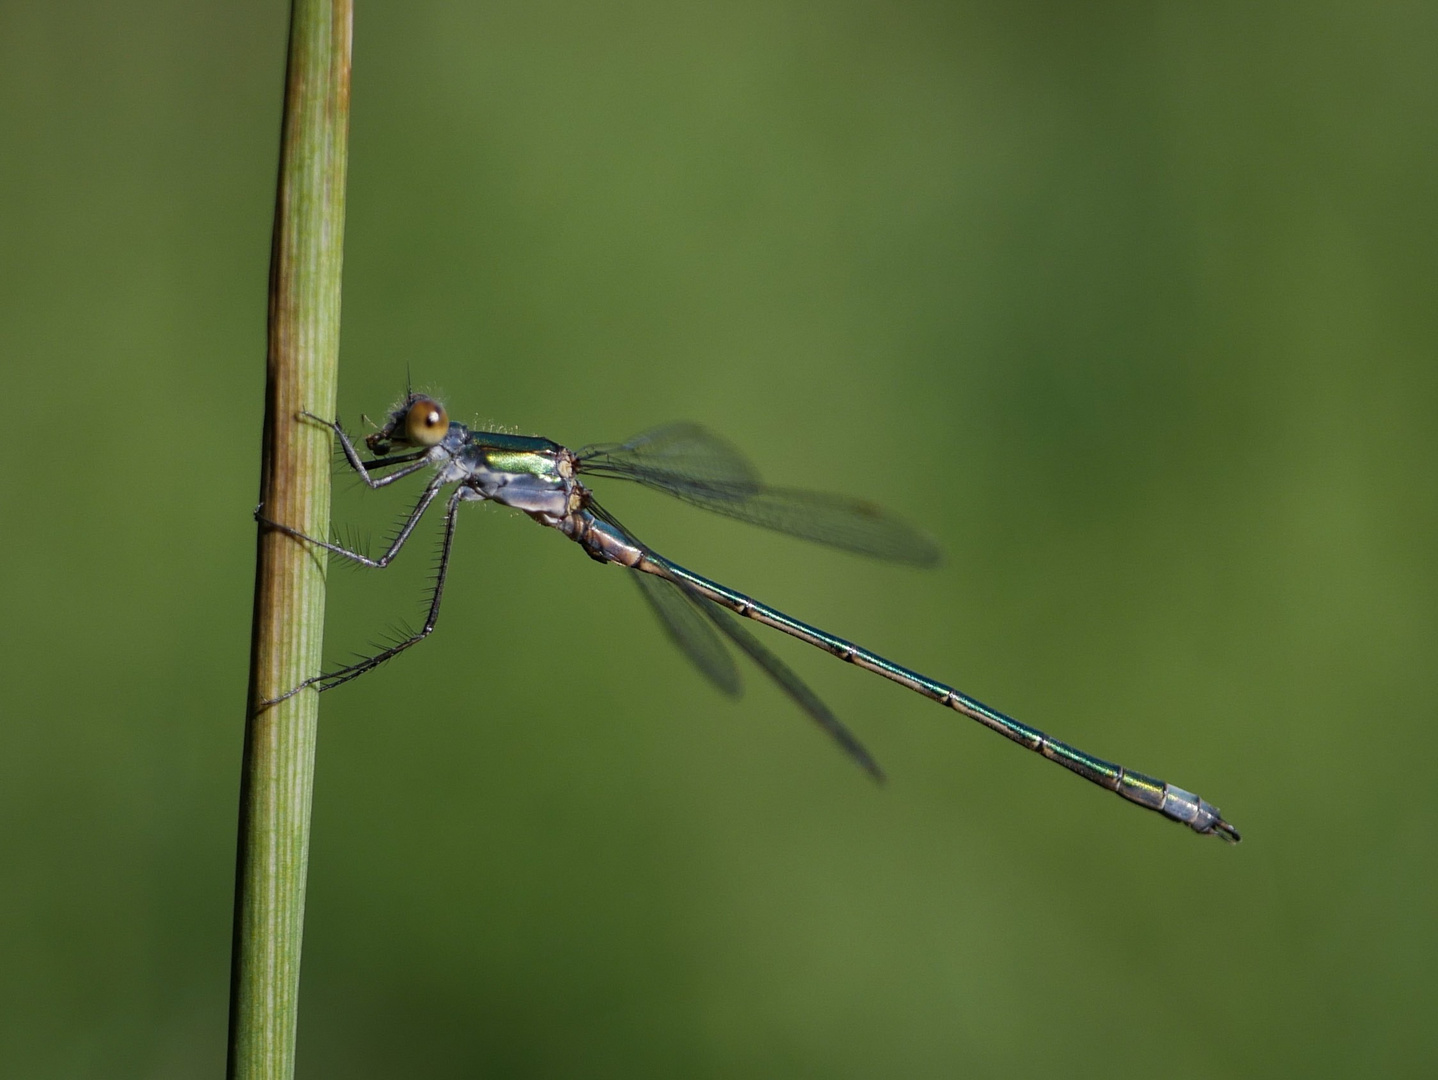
xmin=3 ymin=1 xmax=1435 ymax=1076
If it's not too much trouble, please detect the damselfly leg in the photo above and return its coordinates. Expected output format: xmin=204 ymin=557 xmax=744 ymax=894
xmin=258 ymin=482 xmax=463 ymax=705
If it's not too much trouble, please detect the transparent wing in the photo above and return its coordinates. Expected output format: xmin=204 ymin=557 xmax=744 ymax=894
xmin=578 ymin=424 xmax=941 ymax=568
xmin=595 ymin=494 xmax=883 ymax=780
xmin=683 ymin=585 xmax=884 ymax=781
xmin=577 ymin=423 xmax=761 ymax=498
xmin=632 ymin=573 xmax=741 ymax=698
xmin=673 ymin=486 xmax=941 ymax=567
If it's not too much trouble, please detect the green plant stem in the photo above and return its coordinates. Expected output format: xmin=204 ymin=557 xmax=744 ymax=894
xmin=228 ymin=3 xmax=351 ymax=1077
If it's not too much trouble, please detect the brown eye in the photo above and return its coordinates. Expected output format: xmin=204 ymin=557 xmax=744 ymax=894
xmin=405 ymin=398 xmax=449 ymax=446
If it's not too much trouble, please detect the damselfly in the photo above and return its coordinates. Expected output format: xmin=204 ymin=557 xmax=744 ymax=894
xmin=259 ymin=394 xmax=1239 ymax=843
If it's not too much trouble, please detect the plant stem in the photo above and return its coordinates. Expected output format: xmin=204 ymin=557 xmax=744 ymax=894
xmin=228 ymin=2 xmax=351 ymax=1077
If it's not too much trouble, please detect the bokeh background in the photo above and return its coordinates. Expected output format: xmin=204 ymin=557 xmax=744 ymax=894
xmin=3 ymin=2 xmax=1435 ymax=1076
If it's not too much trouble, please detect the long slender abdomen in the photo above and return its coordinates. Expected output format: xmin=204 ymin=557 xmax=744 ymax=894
xmin=638 ymin=549 xmax=1238 ymax=842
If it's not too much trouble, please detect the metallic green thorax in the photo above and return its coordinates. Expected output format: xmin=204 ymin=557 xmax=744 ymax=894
xmin=482 ymin=448 xmax=562 ymax=479
xmin=470 ymin=432 xmax=566 ymax=481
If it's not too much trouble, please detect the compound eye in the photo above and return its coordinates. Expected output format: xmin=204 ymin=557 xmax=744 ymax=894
xmin=405 ymin=398 xmax=449 ymax=446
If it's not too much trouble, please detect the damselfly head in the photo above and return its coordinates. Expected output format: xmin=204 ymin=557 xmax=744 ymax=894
xmin=365 ymin=395 xmax=450 ymax=454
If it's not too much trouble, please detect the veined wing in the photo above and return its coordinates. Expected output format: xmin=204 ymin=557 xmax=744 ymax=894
xmin=686 ymin=584 xmax=883 ymax=781
xmin=666 ymin=485 xmax=941 ymax=568
xmin=577 ymin=423 xmax=761 ymax=499
xmin=592 ymin=497 xmax=883 ymax=780
xmin=593 ymin=496 xmax=742 ymax=698
xmin=632 ymin=572 xmax=741 ymax=697
xmin=578 ymin=424 xmax=941 ymax=568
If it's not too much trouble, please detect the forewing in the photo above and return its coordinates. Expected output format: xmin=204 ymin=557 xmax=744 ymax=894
xmin=579 ymin=425 xmax=940 ymax=567
xmin=663 ymin=485 xmax=942 ymax=568
xmin=577 ymin=423 xmax=762 ymax=498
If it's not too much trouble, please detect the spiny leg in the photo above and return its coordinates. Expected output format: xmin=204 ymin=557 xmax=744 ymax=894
xmin=257 ymin=477 xmax=444 ymax=568
xmin=302 ymin=411 xmax=433 ymax=489
xmin=259 ymin=488 xmax=465 ymax=706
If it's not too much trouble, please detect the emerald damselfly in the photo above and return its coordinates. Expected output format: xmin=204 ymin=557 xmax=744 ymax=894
xmin=259 ymin=394 xmax=1239 ymax=843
